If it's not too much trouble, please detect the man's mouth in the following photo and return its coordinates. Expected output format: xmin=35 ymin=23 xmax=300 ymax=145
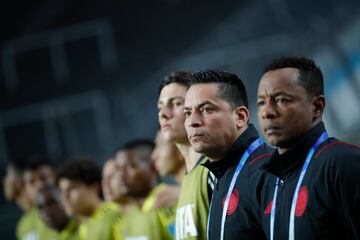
xmin=190 ymin=134 xmax=204 ymax=142
xmin=161 ymin=124 xmax=171 ymax=130
xmin=264 ymin=126 xmax=280 ymax=135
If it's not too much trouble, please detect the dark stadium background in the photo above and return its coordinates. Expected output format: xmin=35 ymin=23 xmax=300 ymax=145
xmin=1 ymin=0 xmax=359 ymax=238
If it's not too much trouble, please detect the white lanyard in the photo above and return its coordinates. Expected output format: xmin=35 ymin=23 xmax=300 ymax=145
xmin=270 ymin=131 xmax=328 ymax=240
xmin=207 ymin=138 xmax=264 ymax=240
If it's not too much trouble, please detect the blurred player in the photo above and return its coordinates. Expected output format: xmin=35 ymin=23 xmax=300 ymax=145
xmin=57 ymin=158 xmax=121 ymax=240
xmin=22 ymin=157 xmax=61 ymax=240
xmin=3 ymin=158 xmax=39 ymax=240
xmin=151 ymin=130 xmax=185 ymax=209
xmin=102 ymin=158 xmax=117 ymax=202
xmin=152 ymin=130 xmax=185 ymax=184
xmin=102 ymin=158 xmax=134 ymax=240
xmin=115 ymin=139 xmax=175 ymax=239
xmin=36 ymin=186 xmax=78 ymax=239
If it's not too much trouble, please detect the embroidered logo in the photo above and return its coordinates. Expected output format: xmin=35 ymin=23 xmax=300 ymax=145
xmin=295 ymin=186 xmax=308 ymax=217
xmin=222 ymin=189 xmax=239 ymax=215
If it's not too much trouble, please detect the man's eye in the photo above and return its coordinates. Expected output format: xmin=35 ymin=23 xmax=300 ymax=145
xmin=174 ymin=101 xmax=183 ymax=106
xmin=184 ymin=111 xmax=191 ymax=117
xmin=276 ymin=98 xmax=289 ymax=104
xmin=172 ymin=99 xmax=184 ymax=107
xmin=201 ymin=107 xmax=213 ymax=113
xmin=257 ymin=100 xmax=265 ymax=107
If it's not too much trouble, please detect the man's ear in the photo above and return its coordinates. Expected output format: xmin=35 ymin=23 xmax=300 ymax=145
xmin=312 ymin=95 xmax=325 ymax=120
xmin=234 ymin=106 xmax=249 ymax=129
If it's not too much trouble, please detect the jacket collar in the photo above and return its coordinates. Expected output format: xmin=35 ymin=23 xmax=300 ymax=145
xmin=263 ymin=121 xmax=326 ymax=178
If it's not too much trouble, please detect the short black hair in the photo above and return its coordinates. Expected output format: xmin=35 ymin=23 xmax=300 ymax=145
xmin=263 ymin=56 xmax=324 ymax=97
xmin=191 ymin=69 xmax=248 ymax=108
xmin=122 ymin=139 xmax=154 ymax=150
xmin=56 ymin=158 xmax=101 ymax=186
xmin=114 ymin=139 xmax=155 ymax=163
xmin=158 ymin=71 xmax=193 ymax=94
xmin=7 ymin=156 xmax=52 ymax=173
xmin=24 ymin=156 xmax=53 ymax=171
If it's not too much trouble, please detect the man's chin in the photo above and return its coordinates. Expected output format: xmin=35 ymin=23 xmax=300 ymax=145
xmin=191 ymin=143 xmax=204 ymax=153
xmin=270 ymin=139 xmax=295 ymax=150
xmin=265 ymin=135 xmax=283 ymax=146
xmin=65 ymin=209 xmax=73 ymax=217
xmin=162 ymin=132 xmax=173 ymax=141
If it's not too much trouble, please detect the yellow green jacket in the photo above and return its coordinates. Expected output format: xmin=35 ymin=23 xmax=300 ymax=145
xmin=121 ymin=184 xmax=176 ymax=240
xmin=79 ymin=202 xmax=122 ymax=240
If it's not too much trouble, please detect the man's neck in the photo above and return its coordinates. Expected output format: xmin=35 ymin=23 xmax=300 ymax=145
xmin=176 ymin=144 xmax=202 ymax=172
xmin=116 ymin=197 xmax=134 ymax=213
xmin=135 ymin=190 xmax=151 ymax=207
xmin=56 ymin=218 xmax=71 ymax=232
xmin=277 ymin=147 xmax=288 ymax=155
xmin=134 ymin=178 xmax=158 ymax=207
xmin=277 ymin=120 xmax=322 ymax=155
xmin=174 ymin=165 xmax=186 ymax=183
xmin=78 ymin=198 xmax=100 ymax=222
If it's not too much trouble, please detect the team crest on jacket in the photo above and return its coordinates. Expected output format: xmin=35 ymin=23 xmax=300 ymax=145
xmin=222 ymin=189 xmax=239 ymax=215
xmin=295 ymin=186 xmax=308 ymax=217
xmin=263 ymin=187 xmax=308 ymax=216
xmin=264 ymin=200 xmax=272 ymax=215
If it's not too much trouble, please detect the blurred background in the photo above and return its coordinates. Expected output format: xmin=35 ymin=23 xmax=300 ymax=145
xmin=1 ymin=0 xmax=359 ymax=238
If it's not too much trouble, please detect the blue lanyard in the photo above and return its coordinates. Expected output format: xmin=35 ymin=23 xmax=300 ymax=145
xmin=207 ymin=138 xmax=264 ymax=240
xmin=270 ymin=131 xmax=328 ymax=240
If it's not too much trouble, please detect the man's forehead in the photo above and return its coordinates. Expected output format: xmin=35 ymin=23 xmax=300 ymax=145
xmin=160 ymin=83 xmax=187 ymax=98
xmin=115 ymin=149 xmax=138 ymax=163
xmin=103 ymin=159 xmax=115 ymax=169
xmin=186 ymin=84 xmax=220 ymax=104
xmin=259 ymin=69 xmax=302 ymax=90
xmin=23 ymin=170 xmax=36 ymax=181
xmin=26 ymin=165 xmax=53 ymax=175
xmin=158 ymin=95 xmax=185 ymax=104
xmin=261 ymin=68 xmax=299 ymax=83
xmin=63 ymin=180 xmax=89 ymax=191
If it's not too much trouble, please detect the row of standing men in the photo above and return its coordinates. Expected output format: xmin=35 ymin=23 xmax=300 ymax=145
xmin=4 ymin=56 xmax=360 ymax=240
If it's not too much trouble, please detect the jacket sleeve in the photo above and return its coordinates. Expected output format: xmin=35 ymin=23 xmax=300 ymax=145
xmin=330 ymin=143 xmax=360 ymax=239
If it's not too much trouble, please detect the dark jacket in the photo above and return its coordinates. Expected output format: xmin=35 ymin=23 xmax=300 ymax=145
xmin=261 ymin=122 xmax=360 ymax=239
xmin=203 ymin=124 xmax=272 ymax=240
